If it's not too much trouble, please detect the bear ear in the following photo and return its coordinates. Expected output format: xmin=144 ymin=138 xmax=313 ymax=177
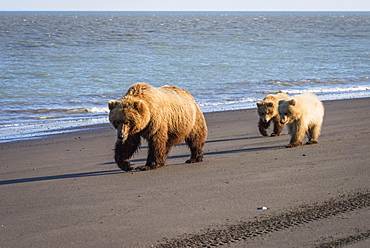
xmin=133 ymin=100 xmax=147 ymax=114
xmin=256 ymin=102 xmax=263 ymax=107
xmin=289 ymin=99 xmax=296 ymax=106
xmin=266 ymin=102 xmax=274 ymax=107
xmin=108 ymin=100 xmax=118 ymax=110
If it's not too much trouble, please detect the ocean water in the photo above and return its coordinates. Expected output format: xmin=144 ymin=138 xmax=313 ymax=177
xmin=1 ymin=11 xmax=370 ymax=142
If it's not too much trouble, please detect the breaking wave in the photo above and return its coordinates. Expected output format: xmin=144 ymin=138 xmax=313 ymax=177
xmin=258 ymin=85 xmax=370 ymax=95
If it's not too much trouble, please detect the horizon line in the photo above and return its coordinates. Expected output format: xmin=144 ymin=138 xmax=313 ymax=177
xmin=1 ymin=10 xmax=370 ymax=12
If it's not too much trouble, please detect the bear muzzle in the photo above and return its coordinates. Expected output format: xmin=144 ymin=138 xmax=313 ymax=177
xmin=280 ymin=117 xmax=287 ymax=125
xmin=262 ymin=116 xmax=270 ymax=123
xmin=117 ymin=133 xmax=128 ymax=143
xmin=116 ymin=125 xmax=130 ymax=143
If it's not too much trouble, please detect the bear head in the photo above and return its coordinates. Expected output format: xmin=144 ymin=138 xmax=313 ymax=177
xmin=108 ymin=97 xmax=150 ymax=142
xmin=256 ymin=101 xmax=276 ymax=123
xmin=278 ymin=99 xmax=297 ymax=124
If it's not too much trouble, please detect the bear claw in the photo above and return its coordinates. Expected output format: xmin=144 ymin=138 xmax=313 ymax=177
xmin=285 ymin=142 xmax=302 ymax=148
xmin=118 ymin=165 xmax=135 ymax=172
xmin=116 ymin=161 xmax=134 ymax=171
xmin=306 ymin=141 xmax=318 ymax=145
xmin=135 ymin=165 xmax=151 ymax=171
xmin=186 ymin=157 xmax=203 ymax=163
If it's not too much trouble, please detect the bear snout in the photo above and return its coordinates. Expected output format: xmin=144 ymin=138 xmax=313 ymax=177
xmin=117 ymin=135 xmax=128 ymax=143
xmin=116 ymin=130 xmax=127 ymax=143
xmin=115 ymin=123 xmax=130 ymax=143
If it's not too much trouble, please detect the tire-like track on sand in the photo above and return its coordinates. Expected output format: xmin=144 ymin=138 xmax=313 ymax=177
xmin=156 ymin=190 xmax=370 ymax=247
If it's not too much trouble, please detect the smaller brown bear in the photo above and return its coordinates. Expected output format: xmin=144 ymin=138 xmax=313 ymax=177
xmin=278 ymin=92 xmax=324 ymax=148
xmin=108 ymin=83 xmax=207 ymax=171
xmin=256 ymin=93 xmax=290 ymax=136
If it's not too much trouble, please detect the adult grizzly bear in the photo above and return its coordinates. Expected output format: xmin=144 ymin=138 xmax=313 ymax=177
xmin=108 ymin=83 xmax=207 ymax=171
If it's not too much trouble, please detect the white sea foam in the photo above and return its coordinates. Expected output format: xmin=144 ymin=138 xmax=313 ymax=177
xmin=85 ymin=107 xmax=109 ymax=113
xmin=0 ymin=117 xmax=109 ymax=143
xmin=281 ymin=86 xmax=370 ymax=95
xmin=258 ymin=85 xmax=370 ymax=95
xmin=198 ymin=97 xmax=258 ymax=107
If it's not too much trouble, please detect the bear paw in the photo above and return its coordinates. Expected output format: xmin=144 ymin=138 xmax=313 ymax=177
xmin=136 ymin=162 xmax=165 ymax=171
xmin=306 ymin=141 xmax=318 ymax=145
xmin=285 ymin=142 xmax=302 ymax=148
xmin=135 ymin=165 xmax=152 ymax=171
xmin=259 ymin=130 xmax=269 ymax=136
xmin=270 ymin=133 xmax=280 ymax=137
xmin=186 ymin=156 xmax=203 ymax=163
xmin=117 ymin=161 xmax=134 ymax=171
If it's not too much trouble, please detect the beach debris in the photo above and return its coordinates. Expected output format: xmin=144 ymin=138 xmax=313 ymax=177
xmin=257 ymin=206 xmax=268 ymax=210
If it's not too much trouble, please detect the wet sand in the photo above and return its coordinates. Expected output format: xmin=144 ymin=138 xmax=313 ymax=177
xmin=1 ymin=98 xmax=369 ymax=247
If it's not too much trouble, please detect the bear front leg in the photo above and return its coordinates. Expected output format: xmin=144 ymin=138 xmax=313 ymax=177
xmin=286 ymin=122 xmax=304 ymax=148
xmin=136 ymin=138 xmax=168 ymax=171
xmin=271 ymin=117 xmax=284 ymax=136
xmin=258 ymin=118 xmax=270 ymax=136
xmin=114 ymin=141 xmax=134 ymax=171
xmin=114 ymin=134 xmax=141 ymax=171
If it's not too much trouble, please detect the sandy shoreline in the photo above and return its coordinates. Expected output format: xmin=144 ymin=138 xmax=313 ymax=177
xmin=1 ymin=98 xmax=369 ymax=247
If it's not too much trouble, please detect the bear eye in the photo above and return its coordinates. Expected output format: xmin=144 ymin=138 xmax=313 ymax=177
xmin=123 ymin=120 xmax=134 ymax=126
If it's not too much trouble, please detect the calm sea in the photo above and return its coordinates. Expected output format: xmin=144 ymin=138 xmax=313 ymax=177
xmin=1 ymin=11 xmax=370 ymax=142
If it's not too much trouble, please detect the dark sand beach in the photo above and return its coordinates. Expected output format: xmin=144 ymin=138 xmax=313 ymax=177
xmin=1 ymin=98 xmax=369 ymax=247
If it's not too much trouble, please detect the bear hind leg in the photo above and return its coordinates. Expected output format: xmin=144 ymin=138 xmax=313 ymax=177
xmin=185 ymin=136 xmax=205 ymax=164
xmin=306 ymin=124 xmax=320 ymax=145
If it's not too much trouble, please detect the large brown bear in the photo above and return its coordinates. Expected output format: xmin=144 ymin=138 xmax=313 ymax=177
xmin=256 ymin=93 xmax=290 ymax=136
xmin=278 ymin=93 xmax=324 ymax=148
xmin=108 ymin=83 xmax=207 ymax=171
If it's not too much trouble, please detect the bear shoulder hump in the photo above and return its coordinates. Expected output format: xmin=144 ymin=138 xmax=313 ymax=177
xmin=126 ymin=83 xmax=153 ymax=96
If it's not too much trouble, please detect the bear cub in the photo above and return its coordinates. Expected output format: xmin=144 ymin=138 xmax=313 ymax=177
xmin=108 ymin=83 xmax=207 ymax=171
xmin=278 ymin=92 xmax=324 ymax=148
xmin=257 ymin=93 xmax=290 ymax=136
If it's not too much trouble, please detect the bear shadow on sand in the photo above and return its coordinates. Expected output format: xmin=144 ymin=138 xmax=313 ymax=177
xmin=100 ymin=136 xmax=285 ymax=170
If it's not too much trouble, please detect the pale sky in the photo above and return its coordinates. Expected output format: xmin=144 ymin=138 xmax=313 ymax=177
xmin=1 ymin=0 xmax=369 ymax=11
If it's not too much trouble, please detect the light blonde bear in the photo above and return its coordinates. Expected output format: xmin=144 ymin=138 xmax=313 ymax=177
xmin=278 ymin=93 xmax=324 ymax=148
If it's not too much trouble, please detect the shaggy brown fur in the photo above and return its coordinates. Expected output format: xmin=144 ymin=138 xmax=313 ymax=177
xmin=108 ymin=83 xmax=207 ymax=171
xmin=256 ymin=93 xmax=290 ymax=137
